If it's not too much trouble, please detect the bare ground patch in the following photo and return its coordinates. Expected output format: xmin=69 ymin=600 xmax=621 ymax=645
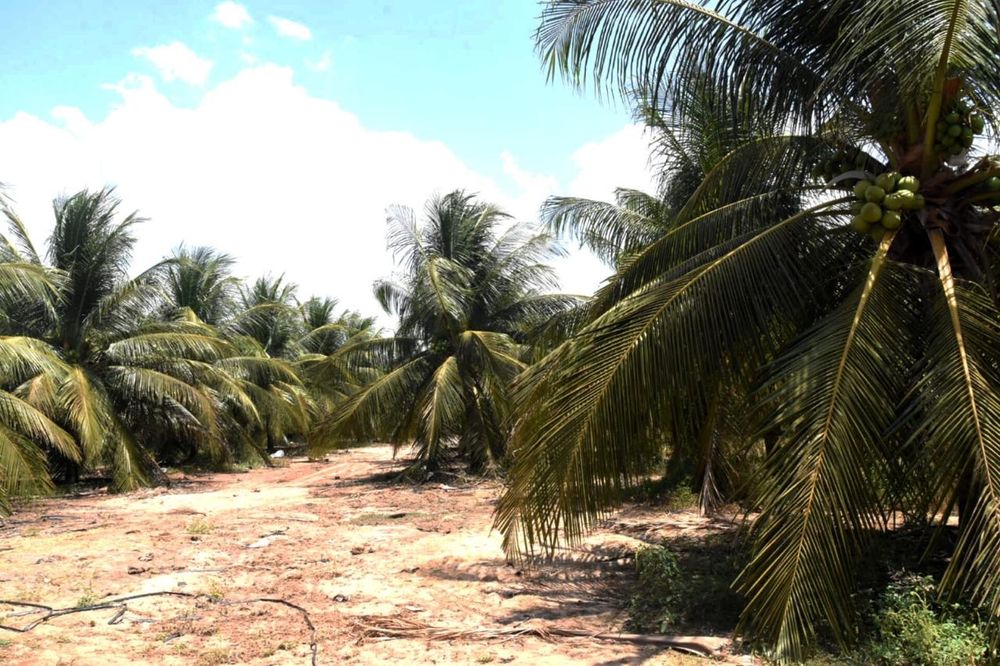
xmin=0 ymin=445 xmax=747 ymax=665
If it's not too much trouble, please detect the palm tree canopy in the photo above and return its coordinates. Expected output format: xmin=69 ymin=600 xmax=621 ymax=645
xmin=164 ymin=245 xmax=240 ymax=326
xmin=498 ymin=1 xmax=1000 ymax=660
xmin=0 ymin=189 xmax=250 ymax=493
xmin=319 ymin=190 xmax=580 ymax=470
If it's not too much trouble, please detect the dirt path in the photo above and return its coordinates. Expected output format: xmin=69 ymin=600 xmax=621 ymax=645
xmin=0 ymin=445 xmax=740 ymax=665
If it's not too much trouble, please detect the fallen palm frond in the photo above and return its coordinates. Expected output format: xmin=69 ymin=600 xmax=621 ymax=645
xmin=349 ymin=614 xmax=725 ymax=658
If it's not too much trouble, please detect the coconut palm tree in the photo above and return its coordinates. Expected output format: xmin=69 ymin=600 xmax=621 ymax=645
xmin=497 ymin=1 xmax=1000 ymax=659
xmin=0 ymin=188 xmax=238 ymax=490
xmin=233 ymin=275 xmax=302 ymax=359
xmin=541 ymin=90 xmax=806 ymax=512
xmin=318 ymin=191 xmax=578 ymax=472
xmin=162 ymin=245 xmax=240 ymax=326
xmin=295 ymin=298 xmax=379 ymax=410
xmin=0 ymin=206 xmax=80 ymax=512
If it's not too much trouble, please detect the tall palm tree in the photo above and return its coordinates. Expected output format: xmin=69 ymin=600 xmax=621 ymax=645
xmin=497 ymin=1 xmax=1000 ymax=659
xmin=318 ymin=191 xmax=578 ymax=472
xmin=0 ymin=188 xmax=235 ymax=490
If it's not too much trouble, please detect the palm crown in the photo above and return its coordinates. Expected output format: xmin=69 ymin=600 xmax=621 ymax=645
xmin=496 ymin=1 xmax=1000 ymax=660
xmin=319 ymin=191 xmax=578 ymax=472
xmin=0 ymin=188 xmax=241 ymax=490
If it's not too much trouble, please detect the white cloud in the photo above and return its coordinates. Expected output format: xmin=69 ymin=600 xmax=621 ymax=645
xmin=132 ymin=42 xmax=213 ymax=86
xmin=268 ymin=16 xmax=312 ymax=41
xmin=568 ymin=124 xmax=657 ymax=198
xmin=305 ymin=50 xmax=333 ymax=73
xmin=211 ymin=1 xmax=253 ymax=29
xmin=542 ymin=124 xmax=659 ymax=297
xmin=0 ymin=66 xmax=653 ymax=325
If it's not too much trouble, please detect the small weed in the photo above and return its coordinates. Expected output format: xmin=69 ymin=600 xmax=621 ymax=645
xmin=20 ymin=526 xmax=40 ymax=537
xmin=625 ymin=544 xmax=682 ymax=633
xmin=624 ymin=535 xmax=745 ymax=635
xmin=195 ymin=647 xmax=232 ymax=666
xmin=0 ymin=638 xmax=12 ymax=648
xmin=664 ymin=484 xmax=699 ymax=511
xmin=187 ymin=518 xmax=214 ymax=535
xmin=205 ymin=577 xmax=227 ymax=602
xmin=75 ymin=589 xmax=99 ymax=608
xmin=475 ymin=655 xmax=495 ymax=664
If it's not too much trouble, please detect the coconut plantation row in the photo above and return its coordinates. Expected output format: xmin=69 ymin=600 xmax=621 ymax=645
xmin=5 ymin=1 xmax=1000 ymax=664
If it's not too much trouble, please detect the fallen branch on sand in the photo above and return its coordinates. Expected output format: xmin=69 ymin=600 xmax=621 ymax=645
xmin=350 ymin=614 xmax=723 ymax=658
xmin=0 ymin=591 xmax=318 ymax=666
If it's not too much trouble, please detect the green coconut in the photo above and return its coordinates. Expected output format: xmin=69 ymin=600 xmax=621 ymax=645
xmin=971 ymin=114 xmax=985 ymax=134
xmin=948 ymin=124 xmax=964 ymax=137
xmin=861 ymin=202 xmax=883 ymax=222
xmin=851 ymin=216 xmax=872 ymax=233
xmin=854 ymin=180 xmax=872 ymax=199
xmin=945 ymin=112 xmax=961 ymax=125
xmin=876 ymin=172 xmax=900 ymax=191
xmin=881 ymin=211 xmax=902 ymax=230
xmin=896 ymin=176 xmax=920 ymax=192
xmin=865 ymin=186 xmax=886 ymax=203
xmin=987 ymin=176 xmax=1000 ymax=192
xmin=883 ymin=193 xmax=905 ymax=211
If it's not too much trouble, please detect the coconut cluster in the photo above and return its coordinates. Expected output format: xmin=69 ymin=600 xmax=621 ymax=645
xmin=851 ymin=172 xmax=923 ymax=240
xmin=813 ymin=147 xmax=867 ymax=183
xmin=934 ymin=98 xmax=985 ymax=157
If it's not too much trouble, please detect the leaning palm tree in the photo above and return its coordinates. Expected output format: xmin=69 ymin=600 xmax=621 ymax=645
xmin=497 ymin=1 xmax=1000 ymax=660
xmin=0 ymin=188 xmax=233 ymax=490
xmin=318 ymin=191 xmax=578 ymax=472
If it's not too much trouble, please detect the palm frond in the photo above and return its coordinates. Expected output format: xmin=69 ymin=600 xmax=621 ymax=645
xmin=916 ymin=231 xmax=1000 ymax=638
xmin=736 ymin=235 xmax=919 ymax=659
xmin=496 ymin=198 xmax=853 ymax=558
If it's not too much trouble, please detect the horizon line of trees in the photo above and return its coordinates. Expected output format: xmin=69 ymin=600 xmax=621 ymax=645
xmin=0 ymin=185 xmax=576 ymax=509
xmin=0 ymin=185 xmax=384 ymax=507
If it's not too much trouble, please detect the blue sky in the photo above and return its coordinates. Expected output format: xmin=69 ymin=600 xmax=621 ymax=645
xmin=0 ymin=1 xmax=654 ymax=321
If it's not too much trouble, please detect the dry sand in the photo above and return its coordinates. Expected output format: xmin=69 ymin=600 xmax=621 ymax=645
xmin=0 ymin=445 xmax=744 ymax=665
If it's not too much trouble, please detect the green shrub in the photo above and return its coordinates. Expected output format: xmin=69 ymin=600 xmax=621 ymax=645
xmin=864 ymin=573 xmax=988 ymax=666
xmin=664 ymin=483 xmax=699 ymax=511
xmin=625 ymin=544 xmax=683 ymax=633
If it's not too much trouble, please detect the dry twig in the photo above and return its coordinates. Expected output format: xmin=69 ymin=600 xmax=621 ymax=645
xmin=0 ymin=591 xmax=319 ymax=665
xmin=350 ymin=614 xmax=722 ymax=658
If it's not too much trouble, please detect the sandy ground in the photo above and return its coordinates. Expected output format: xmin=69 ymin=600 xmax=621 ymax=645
xmin=0 ymin=445 xmax=744 ymax=665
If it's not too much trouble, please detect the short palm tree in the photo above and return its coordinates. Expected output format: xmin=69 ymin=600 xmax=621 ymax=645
xmin=0 ymin=207 xmax=79 ymax=511
xmin=319 ymin=191 xmax=578 ymax=472
xmin=0 ymin=188 xmax=233 ymax=490
xmin=234 ymin=275 xmax=302 ymax=359
xmin=296 ymin=298 xmax=379 ymax=410
xmin=163 ymin=256 xmax=320 ymax=455
xmin=497 ymin=1 xmax=1000 ymax=659
xmin=163 ymin=245 xmax=240 ymax=326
